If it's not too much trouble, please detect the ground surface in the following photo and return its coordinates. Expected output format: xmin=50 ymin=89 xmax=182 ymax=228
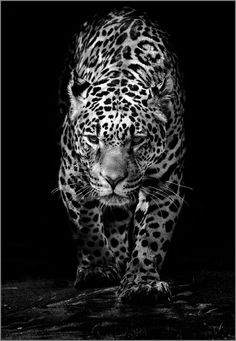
xmin=1 ymin=271 xmax=234 ymax=340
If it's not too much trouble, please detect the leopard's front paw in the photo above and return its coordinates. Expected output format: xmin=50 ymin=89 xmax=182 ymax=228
xmin=118 ymin=280 xmax=172 ymax=304
xmin=74 ymin=265 xmax=121 ymax=290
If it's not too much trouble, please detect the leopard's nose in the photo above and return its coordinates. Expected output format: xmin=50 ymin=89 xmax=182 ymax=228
xmin=101 ymin=168 xmax=128 ymax=189
xmin=104 ymin=174 xmax=127 ymax=190
xmin=100 ymin=148 xmax=128 ymax=190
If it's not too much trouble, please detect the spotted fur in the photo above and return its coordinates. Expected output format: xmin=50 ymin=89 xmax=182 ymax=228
xmin=59 ymin=7 xmax=185 ymax=303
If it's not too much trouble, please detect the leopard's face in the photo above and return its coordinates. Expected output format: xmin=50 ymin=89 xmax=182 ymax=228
xmin=71 ymin=83 xmax=167 ymax=206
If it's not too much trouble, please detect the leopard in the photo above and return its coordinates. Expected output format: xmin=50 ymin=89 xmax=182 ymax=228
xmin=58 ymin=7 xmax=186 ymax=304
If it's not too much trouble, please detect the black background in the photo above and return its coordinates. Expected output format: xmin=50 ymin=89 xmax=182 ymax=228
xmin=2 ymin=1 xmax=235 ymax=280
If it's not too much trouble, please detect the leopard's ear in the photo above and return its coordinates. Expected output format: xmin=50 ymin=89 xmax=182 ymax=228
xmin=67 ymin=71 xmax=90 ymax=120
xmin=149 ymin=74 xmax=174 ymax=123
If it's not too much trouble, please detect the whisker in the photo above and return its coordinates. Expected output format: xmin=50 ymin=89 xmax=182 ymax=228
xmin=164 ymin=180 xmax=194 ymax=191
xmin=151 ymin=187 xmax=180 ymax=210
xmin=75 ymin=186 xmax=91 ymax=201
xmin=143 ymin=176 xmax=193 ymax=192
xmin=51 ymin=187 xmax=61 ymax=195
xmin=144 ymin=183 xmax=183 ymax=211
xmin=141 ymin=188 xmax=164 ymax=225
xmin=161 ymin=184 xmax=189 ymax=207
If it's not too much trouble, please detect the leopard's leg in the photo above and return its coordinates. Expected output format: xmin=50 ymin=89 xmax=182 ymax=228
xmin=119 ymin=180 xmax=184 ymax=303
xmin=61 ymin=189 xmax=122 ymax=289
xmin=103 ymin=206 xmax=134 ymax=275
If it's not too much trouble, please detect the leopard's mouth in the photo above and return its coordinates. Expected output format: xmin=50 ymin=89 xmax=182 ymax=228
xmin=100 ymin=193 xmax=130 ymax=207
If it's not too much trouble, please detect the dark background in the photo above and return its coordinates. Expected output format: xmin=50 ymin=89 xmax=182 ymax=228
xmin=2 ymin=1 xmax=235 ymax=281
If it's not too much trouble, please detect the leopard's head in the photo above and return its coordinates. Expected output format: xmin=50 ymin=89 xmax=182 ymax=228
xmin=66 ymin=72 xmax=172 ymax=206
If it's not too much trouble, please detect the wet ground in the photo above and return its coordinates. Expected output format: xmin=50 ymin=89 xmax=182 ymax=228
xmin=1 ymin=271 xmax=234 ymax=340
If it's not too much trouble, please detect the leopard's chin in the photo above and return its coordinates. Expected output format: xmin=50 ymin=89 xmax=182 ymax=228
xmin=100 ymin=194 xmax=131 ymax=207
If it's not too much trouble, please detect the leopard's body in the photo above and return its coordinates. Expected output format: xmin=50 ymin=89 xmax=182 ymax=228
xmin=59 ymin=7 xmax=185 ymax=303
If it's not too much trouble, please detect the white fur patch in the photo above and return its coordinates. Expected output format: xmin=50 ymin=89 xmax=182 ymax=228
xmin=155 ymin=110 xmax=167 ymax=123
xmin=137 ymin=190 xmax=149 ymax=212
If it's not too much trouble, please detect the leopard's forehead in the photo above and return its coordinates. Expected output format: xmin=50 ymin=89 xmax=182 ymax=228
xmin=76 ymin=80 xmax=155 ymax=141
xmin=78 ymin=107 xmax=150 ymax=142
xmin=84 ymin=77 xmax=149 ymax=115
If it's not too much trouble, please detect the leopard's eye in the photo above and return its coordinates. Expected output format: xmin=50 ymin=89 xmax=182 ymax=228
xmin=86 ymin=135 xmax=99 ymax=144
xmin=133 ymin=135 xmax=146 ymax=145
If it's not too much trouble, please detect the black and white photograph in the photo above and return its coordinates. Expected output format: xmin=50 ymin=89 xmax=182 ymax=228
xmin=2 ymin=1 xmax=235 ymax=339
